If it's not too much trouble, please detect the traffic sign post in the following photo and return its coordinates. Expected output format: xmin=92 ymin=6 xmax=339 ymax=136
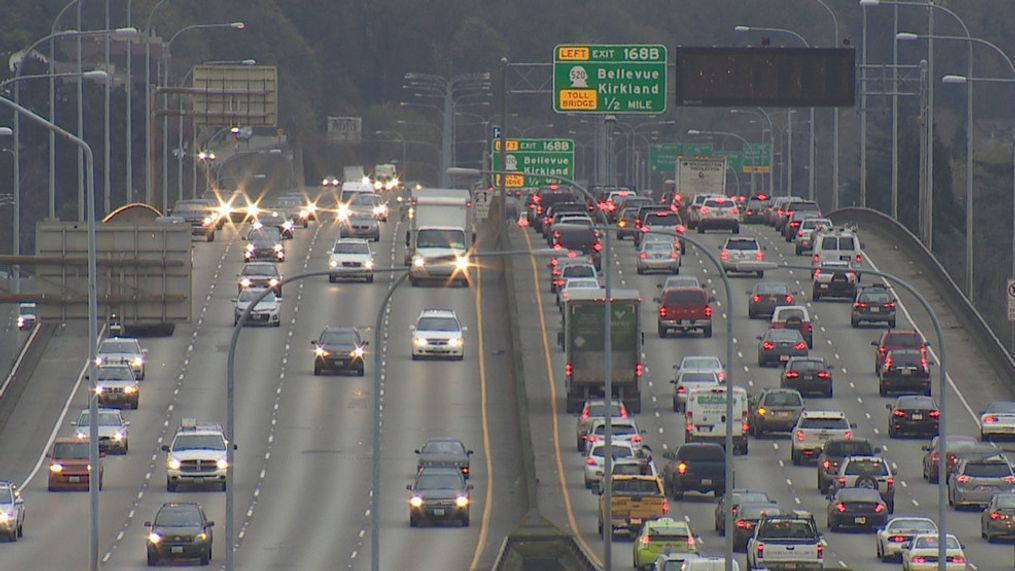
xmin=473 ymin=188 xmax=491 ymax=220
xmin=553 ymin=44 xmax=667 ymax=114
xmin=491 ymin=138 xmax=575 ymax=190
xmin=1007 ymin=279 xmax=1015 ymax=321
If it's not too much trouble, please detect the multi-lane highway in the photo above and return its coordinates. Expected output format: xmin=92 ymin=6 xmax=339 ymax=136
xmin=510 ymin=213 xmax=1013 ymax=570
xmin=0 ymin=198 xmax=524 ymax=569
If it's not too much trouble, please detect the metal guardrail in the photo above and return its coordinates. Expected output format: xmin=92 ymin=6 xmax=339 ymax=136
xmin=829 ymin=207 xmax=1015 ymax=382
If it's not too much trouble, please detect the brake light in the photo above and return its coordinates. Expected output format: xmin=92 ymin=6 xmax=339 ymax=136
xmin=813 ymin=254 xmax=820 ymax=264
xmin=796 ymin=430 xmax=805 ymax=441
xmin=816 ymin=371 xmax=831 ymax=379
xmin=676 ymin=225 xmax=686 ymax=234
xmin=730 ymin=207 xmax=739 ymax=215
xmin=794 ymin=342 xmax=807 ymax=350
xmin=587 ymin=457 xmax=597 ymax=466
xmin=950 ymin=556 xmax=966 ymax=564
xmin=659 ymin=307 xmax=668 ymax=318
xmin=631 ymin=435 xmax=643 ymax=443
xmin=838 ymin=477 xmax=846 ymax=487
xmin=704 ymin=306 xmax=712 ymax=318
xmin=805 ymin=323 xmax=813 ymax=333
xmin=884 ymin=357 xmax=894 ymax=369
xmin=565 ymin=363 xmax=573 ymax=377
xmin=786 ymin=295 xmax=794 ymax=303
xmin=777 ymin=208 xmax=785 ymax=216
xmin=874 ymin=503 xmax=885 ymax=513
xmin=755 ymin=251 xmax=765 ymax=261
xmin=641 ymin=534 xmax=651 ymax=546
xmin=921 ymin=358 xmax=930 ymax=371
xmin=912 ymin=557 xmax=927 ymax=564
xmin=641 ymin=226 xmax=649 ymax=233
xmin=822 ymin=460 xmax=832 ymax=470
xmin=817 ymin=544 xmax=823 ymax=559
xmin=836 ymin=502 xmax=847 ymax=513
xmin=887 ymin=477 xmax=894 ymax=487
xmin=763 ymin=341 xmax=776 ymax=350
xmin=677 ymin=462 xmax=688 ymax=475
xmin=581 ymin=409 xmax=590 ymax=420
xmin=720 ymin=250 xmax=730 ymax=261
xmin=991 ymin=511 xmax=1005 ymax=520
xmin=889 ymin=535 xmax=907 ymax=543
xmin=554 ymin=231 xmax=561 ymax=239
xmin=700 ymin=207 xmax=711 ymax=215
xmin=885 ymin=302 xmax=896 ymax=309
xmin=929 ymin=410 xmax=940 ymax=418
xmin=752 ymin=295 xmax=762 ymax=303
xmin=593 ymin=242 xmax=602 ymax=252
xmin=892 ymin=409 xmax=906 ymax=418
xmin=756 ymin=543 xmax=765 ymax=558
xmin=790 ymin=220 xmax=801 ymax=227
xmin=957 ymin=474 xmax=972 ymax=483
xmin=797 ymin=230 xmax=804 ymax=237
xmin=662 ymin=501 xmax=670 ymax=514
xmin=857 ymin=254 xmax=863 ymax=265
xmin=844 ymin=431 xmax=852 ymax=440
xmin=736 ymin=520 xmax=753 ymax=529
xmin=635 ymin=363 xmax=644 ymax=377
xmin=854 ymin=302 xmax=868 ymax=309
xmin=677 ymin=386 xmax=686 ymax=393
xmin=785 ymin=371 xmax=800 ymax=379
xmin=618 ymin=220 xmax=627 ymax=227
xmin=1004 ymin=475 xmax=1015 ymax=484
xmin=671 ymin=252 xmax=679 ymax=260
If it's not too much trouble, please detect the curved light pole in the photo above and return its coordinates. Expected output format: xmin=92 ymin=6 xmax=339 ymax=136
xmin=1 ymin=94 xmax=100 ymax=571
xmin=813 ymin=0 xmax=841 ymax=208
xmin=47 ymin=0 xmax=81 ymax=220
xmin=144 ymin=0 xmax=172 ymax=207
xmin=735 ymin=25 xmax=815 ymax=202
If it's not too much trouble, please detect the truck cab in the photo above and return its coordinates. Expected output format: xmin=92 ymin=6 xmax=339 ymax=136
xmin=747 ymin=513 xmax=825 ymax=571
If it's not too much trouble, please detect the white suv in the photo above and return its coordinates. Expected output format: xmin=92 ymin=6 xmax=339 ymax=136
xmin=161 ymin=419 xmax=230 ymax=491
xmin=790 ymin=410 xmax=854 ymax=465
xmin=96 ymin=337 xmax=147 ymax=380
xmin=411 ymin=309 xmax=466 ymax=361
xmin=329 ymin=238 xmax=374 ymax=283
xmin=697 ymin=196 xmax=740 ymax=234
xmin=720 ymin=237 xmax=765 ymax=277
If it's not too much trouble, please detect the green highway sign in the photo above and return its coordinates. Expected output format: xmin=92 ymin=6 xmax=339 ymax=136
xmin=650 ymin=143 xmax=715 ymax=172
xmin=725 ymin=151 xmax=743 ymax=174
xmin=553 ymin=44 xmax=667 ymax=114
xmin=742 ymin=143 xmax=772 ymax=173
xmin=491 ymin=138 xmax=575 ymax=189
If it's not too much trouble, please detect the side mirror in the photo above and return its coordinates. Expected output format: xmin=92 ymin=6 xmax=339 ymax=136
xmin=655 ymin=283 xmax=663 ymax=289
xmin=142 ymin=348 xmax=149 ymax=353
xmin=405 ymin=232 xmax=411 ymax=247
xmin=161 ymin=445 xmax=170 ymax=452
xmin=756 ymin=336 xmax=763 ymax=341
xmin=885 ymin=404 xmax=893 ymax=411
xmin=206 ymin=521 xmax=215 ymax=528
xmin=850 ymin=423 xmax=858 ymax=429
xmin=874 ymin=447 xmax=883 ymax=454
xmin=230 ymin=298 xmax=238 ymax=303
xmin=662 ymin=451 xmax=675 ymax=461
xmin=652 ymin=297 xmax=660 ymax=303
xmin=708 ymin=296 xmax=716 ymax=302
xmin=405 ymin=484 xmax=412 ymax=491
xmin=461 ymin=326 xmax=469 ymax=332
xmin=362 ymin=341 xmax=370 ymax=346
xmin=70 ymin=422 xmax=78 ymax=426
xmin=99 ymin=452 xmax=107 ymax=459
xmin=241 ymin=236 xmax=247 ymax=240
xmin=413 ymin=449 xmax=420 ymax=454
xmin=870 ymin=341 xmax=879 ymax=347
xmin=144 ymin=521 xmax=152 ymax=527
xmin=232 ymin=443 xmax=238 ymax=450
xmin=467 ymin=484 xmax=475 ymax=491
xmin=124 ymin=420 xmax=131 ymax=426
xmin=921 ymin=445 xmax=931 ymax=452
xmin=471 ymin=232 xmax=477 ymax=245
xmin=467 ymin=450 xmax=474 ymax=455
xmin=276 ymin=298 xmax=283 ymax=302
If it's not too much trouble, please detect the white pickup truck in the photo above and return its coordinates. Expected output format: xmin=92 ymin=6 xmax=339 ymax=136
xmin=746 ymin=513 xmax=824 ymax=570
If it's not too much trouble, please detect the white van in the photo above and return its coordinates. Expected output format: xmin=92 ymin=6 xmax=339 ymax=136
xmin=811 ymin=227 xmax=863 ymax=276
xmin=681 ymin=557 xmax=740 ymax=571
xmin=684 ymin=386 xmax=749 ymax=454
xmin=339 ymin=181 xmax=375 ymax=204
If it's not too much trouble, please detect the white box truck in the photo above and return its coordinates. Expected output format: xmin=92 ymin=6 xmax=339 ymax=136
xmin=675 ymin=156 xmax=727 ymax=201
xmin=405 ymin=188 xmax=473 ymax=287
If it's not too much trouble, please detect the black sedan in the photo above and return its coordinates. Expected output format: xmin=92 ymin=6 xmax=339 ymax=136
xmin=826 ymin=487 xmax=888 ymax=532
xmin=756 ymin=329 xmax=808 ymax=367
xmin=732 ymin=502 xmax=783 ymax=551
xmin=781 ymin=356 xmax=834 ymax=398
xmin=415 ymin=437 xmax=474 ymax=479
xmin=887 ymin=396 xmax=940 ymax=438
xmin=312 ymin=327 xmax=367 ymax=376
xmin=255 ymin=212 xmax=294 ymax=239
xmin=878 ymin=348 xmax=932 ymax=396
xmin=144 ymin=502 xmax=214 ymax=566
xmin=747 ymin=282 xmax=795 ymax=319
xmin=407 ymin=467 xmax=473 ymax=527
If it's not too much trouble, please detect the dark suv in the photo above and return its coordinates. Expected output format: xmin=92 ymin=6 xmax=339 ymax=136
xmin=312 ymin=327 xmax=367 ymax=376
xmin=851 ymin=285 xmax=897 ymax=328
xmin=742 ymin=194 xmax=771 ymax=224
xmin=145 ymin=502 xmax=214 ymax=566
xmin=243 ymin=228 xmax=285 ymax=262
xmin=530 ymin=190 xmax=578 ymax=231
xmin=661 ymin=442 xmax=726 ymax=499
xmin=551 ymin=224 xmax=602 ymax=269
xmin=878 ymin=349 xmax=932 ymax=396
xmin=816 ymin=438 xmax=878 ymax=494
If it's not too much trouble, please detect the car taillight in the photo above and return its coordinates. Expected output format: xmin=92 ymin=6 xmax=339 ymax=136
xmin=805 ymin=323 xmax=813 ymax=333
xmin=929 ymin=410 xmax=941 ymax=418
xmin=677 ymin=462 xmax=688 ymax=474
xmin=817 ymin=371 xmax=831 ymax=379
xmin=817 ymin=544 xmax=823 ymax=559
xmin=950 ymin=556 xmax=966 ymax=563
xmin=677 ymin=386 xmax=686 ymax=393
xmin=620 ymin=408 xmax=628 ymax=419
xmin=635 ymin=363 xmax=644 ymax=377
xmin=893 ymin=409 xmax=906 ymax=417
xmin=921 ymin=358 xmax=930 ymax=371
xmin=912 ymin=557 xmax=927 ymax=564
xmin=632 ymin=435 xmax=643 ymax=443
xmin=790 ymin=220 xmax=801 ymax=227
xmin=662 ymin=501 xmax=670 ymax=514
xmin=885 ymin=302 xmax=896 ymax=309
xmin=796 ymin=430 xmax=805 ymax=441
xmin=991 ymin=511 xmax=1005 ymax=520
xmin=838 ymin=476 xmax=846 ymax=486
xmin=581 ymin=410 xmax=590 ymax=420
xmin=736 ymin=520 xmax=753 ymax=529
xmin=704 ymin=306 xmax=713 ymax=318
xmin=730 ymin=207 xmax=739 ymax=215
xmin=641 ymin=534 xmax=651 ymax=546
xmin=720 ymin=250 xmax=730 ymax=261
xmin=755 ymin=251 xmax=765 ymax=261
xmin=593 ymin=242 xmax=602 ymax=252
xmin=752 ymin=295 xmax=762 ymax=303
xmin=659 ymin=307 xmax=668 ymax=318
xmin=565 ymin=363 xmax=573 ymax=377
xmin=785 ymin=371 xmax=800 ymax=379
xmin=676 ymin=224 xmax=686 ymax=234
xmin=756 ymin=543 xmax=765 ymax=558
xmin=884 ymin=357 xmax=894 ymax=369
xmin=844 ymin=431 xmax=852 ymax=440
xmin=618 ymin=220 xmax=627 ymax=227
xmin=854 ymin=302 xmax=868 ymax=309
xmin=641 ymin=226 xmax=650 ymax=233
xmin=887 ymin=477 xmax=894 ymax=487
xmin=587 ymin=457 xmax=596 ymax=466
xmin=879 ymin=346 xmax=888 ymax=355
xmin=763 ymin=341 xmax=776 ymax=350
xmin=797 ymin=230 xmax=804 ymax=237
xmin=813 ymin=254 xmax=820 ymax=264
xmin=956 ymin=475 xmax=972 ymax=483
xmin=836 ymin=503 xmax=847 ymax=513
xmin=889 ymin=535 xmax=907 ymax=543
xmin=640 ymin=252 xmax=648 ymax=259
xmin=777 ymin=209 xmax=785 ymax=216
xmin=822 ymin=460 xmax=832 ymax=470
xmin=1005 ymin=476 xmax=1015 ymax=484
xmin=874 ymin=503 xmax=885 ymax=513
xmin=983 ymin=415 xmax=999 ymax=424
xmin=671 ymin=252 xmax=679 ymax=259
xmin=794 ymin=342 xmax=807 ymax=350
xmin=786 ymin=295 xmax=794 ymax=303
xmin=857 ymin=254 xmax=863 ymax=265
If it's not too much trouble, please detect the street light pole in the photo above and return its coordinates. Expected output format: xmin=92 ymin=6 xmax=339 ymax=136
xmin=813 ymin=0 xmax=841 ymax=209
xmin=144 ymin=0 xmax=171 ymax=208
xmin=49 ymin=0 xmax=80 ymax=221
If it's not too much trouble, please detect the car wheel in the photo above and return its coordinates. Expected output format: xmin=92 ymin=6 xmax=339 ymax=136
xmin=697 ymin=225 xmax=704 ymax=234
xmin=328 ymin=275 xmax=336 ymax=283
xmin=732 ymin=225 xmax=740 ymax=234
xmin=200 ymin=549 xmax=211 ymax=565
xmin=756 ymin=271 xmax=764 ymax=278
xmin=314 ymin=362 xmax=322 ymax=376
xmin=791 ymin=449 xmax=800 ymax=465
xmin=887 ymin=500 xmax=895 ymax=514
xmin=461 ymin=514 xmax=470 ymax=527
xmin=366 ymin=275 xmax=374 ymax=283
xmin=889 ymin=319 xmax=897 ymax=328
xmin=658 ymin=325 xmax=667 ymax=338
xmin=357 ymin=365 xmax=365 ymax=377
xmin=812 ymin=290 xmax=821 ymax=301
xmin=850 ymin=317 xmax=859 ymax=327
xmin=879 ymin=384 xmax=887 ymax=398
xmin=636 ymin=267 xmax=644 ymax=275
xmin=703 ymin=325 xmax=713 ymax=338
xmin=409 ymin=513 xmax=419 ymax=527
xmin=673 ymin=398 xmax=680 ymax=413
xmin=826 ymin=387 xmax=833 ymax=398
xmin=410 ymin=278 xmax=419 ymax=287
xmin=795 ymin=246 xmax=803 ymax=255
xmin=167 ymin=478 xmax=177 ymax=492
xmin=147 ymin=551 xmax=158 ymax=567
xmin=207 ymin=233 xmax=215 ymax=243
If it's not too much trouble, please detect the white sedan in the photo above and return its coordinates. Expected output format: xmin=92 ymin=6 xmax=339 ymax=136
xmin=902 ymin=533 xmax=967 ymax=570
xmin=583 ymin=440 xmax=636 ymax=490
xmin=979 ymin=401 xmax=1015 ymax=441
xmin=875 ymin=516 xmax=937 ymax=562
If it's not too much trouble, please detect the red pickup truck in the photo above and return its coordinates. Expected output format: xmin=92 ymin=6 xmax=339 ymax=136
xmin=656 ymin=287 xmax=713 ymax=338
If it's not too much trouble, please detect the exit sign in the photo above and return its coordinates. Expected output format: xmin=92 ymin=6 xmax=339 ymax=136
xmin=553 ymin=44 xmax=667 ymax=114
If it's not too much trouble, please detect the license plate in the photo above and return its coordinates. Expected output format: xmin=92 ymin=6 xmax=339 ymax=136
xmin=171 ymin=547 xmax=184 ymax=554
xmin=702 ymin=479 xmax=713 ymax=486
xmin=776 ymin=411 xmax=791 ymax=417
xmin=901 ymin=369 xmax=912 ymax=376
xmin=779 ymin=354 xmax=790 ymax=362
xmin=69 ymin=476 xmax=81 ymax=483
xmin=854 ymin=517 xmax=867 ymax=525
xmin=912 ymin=414 xmax=923 ymax=420
xmin=433 ymin=509 xmax=445 ymax=516
xmin=871 ymin=307 xmax=881 ymax=312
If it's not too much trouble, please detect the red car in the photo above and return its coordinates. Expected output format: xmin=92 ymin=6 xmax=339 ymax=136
xmin=48 ymin=438 xmax=103 ymax=492
xmin=871 ymin=330 xmax=928 ymax=374
xmin=657 ymin=287 xmax=713 ymax=338
xmin=770 ymin=306 xmax=814 ymax=348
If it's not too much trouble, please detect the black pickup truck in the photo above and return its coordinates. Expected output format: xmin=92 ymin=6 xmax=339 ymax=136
xmin=660 ymin=442 xmax=726 ymax=500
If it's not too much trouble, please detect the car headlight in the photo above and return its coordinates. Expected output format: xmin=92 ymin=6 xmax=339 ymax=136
xmin=352 ymin=346 xmax=365 ymax=358
xmin=314 ymin=346 xmax=327 ymax=357
xmin=197 ymin=532 xmax=208 ymax=542
xmin=95 ymin=385 xmax=106 ymax=395
xmin=246 ymin=205 xmax=260 ymax=216
xmin=95 ymin=356 xmax=104 ymax=366
xmin=268 ymin=278 xmax=279 ymax=287
xmin=307 ymin=203 xmax=317 ymax=213
xmin=448 ymin=337 xmax=464 ymax=348
xmin=273 ymin=243 xmax=283 ymax=252
xmin=322 ymin=178 xmax=330 ymax=186
xmin=16 ymin=317 xmax=25 ymax=327
xmin=413 ymin=336 xmax=428 ymax=347
xmin=373 ymin=205 xmax=385 ymax=215
xmin=413 ymin=257 xmax=425 ymax=268
xmin=373 ymin=181 xmax=383 ymax=190
xmin=49 ymin=463 xmax=63 ymax=473
xmin=75 ymin=431 xmax=87 ymax=439
xmin=147 ymin=532 xmax=161 ymax=544
xmin=338 ymin=205 xmax=351 ymax=220
xmin=203 ymin=216 xmax=214 ymax=226
xmin=245 ymin=244 xmax=255 ymax=252
xmin=391 ymin=177 xmax=399 ymax=186
xmin=409 ymin=496 xmax=423 ymax=508
xmin=216 ymin=459 xmax=229 ymax=470
xmin=329 ymin=259 xmax=338 ymax=268
xmin=0 ymin=512 xmax=9 ymax=522
xmin=124 ymin=385 xmax=137 ymax=394
xmin=240 ymin=278 xmax=252 ymax=288
xmin=133 ymin=356 xmax=144 ymax=366
xmin=168 ymin=458 xmax=182 ymax=470
xmin=282 ymin=221 xmax=294 ymax=231
xmin=113 ymin=431 xmax=125 ymax=441
xmin=252 ymin=220 xmax=264 ymax=230
xmin=455 ymin=496 xmax=469 ymax=508
xmin=454 ymin=256 xmax=470 ymax=272
xmin=364 ymin=259 xmax=374 ymax=269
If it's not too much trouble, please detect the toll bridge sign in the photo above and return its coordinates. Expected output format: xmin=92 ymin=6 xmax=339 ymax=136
xmin=553 ymin=44 xmax=667 ymax=114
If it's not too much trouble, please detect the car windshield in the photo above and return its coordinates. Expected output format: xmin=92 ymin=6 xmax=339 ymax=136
xmin=844 ymin=459 xmax=889 ymax=476
xmin=421 ymin=441 xmax=465 ymax=455
xmin=764 ymin=392 xmax=803 ymax=407
xmin=681 ymin=357 xmax=721 ymax=370
xmin=241 ymin=265 xmax=277 ymax=277
xmin=767 ymin=330 xmax=803 ymax=342
xmin=732 ymin=491 xmax=771 ymax=505
xmin=725 ymin=240 xmax=759 ymax=250
xmin=321 ymin=330 xmax=358 ymax=345
xmin=662 ymin=290 xmax=706 ymax=305
xmin=963 ymin=462 xmax=1012 ymax=478
xmin=97 ymin=367 xmax=134 ymax=381
xmin=644 ymin=213 xmax=679 ymax=226
xmin=77 ymin=412 xmax=122 ymax=426
xmin=756 ymin=283 xmax=790 ymax=294
xmin=740 ymin=503 xmax=782 ymax=520
xmin=100 ymin=341 xmax=140 ymax=354
xmin=761 ymin=520 xmax=817 ymax=539
xmin=644 ymin=242 xmax=673 ymax=252
xmin=888 ymin=350 xmax=923 ymax=365
xmin=248 ymin=229 xmax=281 ymax=242
xmin=586 ymin=403 xmax=624 ymax=417
xmin=416 ymin=473 xmax=464 ymax=490
xmin=913 ymin=536 xmax=961 ymax=550
xmin=417 ymin=228 xmax=466 ymax=250
xmin=173 ymin=434 xmax=226 ymax=451
xmin=680 ymin=372 xmax=720 ymax=384
xmin=562 ymin=265 xmax=596 ymax=278
xmin=888 ymin=519 xmax=937 ymax=533
xmin=592 ymin=423 xmax=638 ymax=436
xmin=664 ymin=278 xmax=700 ymax=289
xmin=885 ymin=333 xmax=924 ymax=347
xmin=679 ymin=446 xmax=724 ymax=461
xmin=556 ymin=228 xmax=597 ymax=248
xmin=995 ymin=495 xmax=1015 ymax=508
xmin=171 ymin=202 xmax=211 ymax=214
xmin=704 ymin=199 xmax=732 ymax=208
xmin=861 ymin=291 xmax=893 ymax=302
xmin=417 ymin=317 xmax=459 ymax=332
xmin=612 ymin=463 xmax=645 ymax=476
xmin=776 ymin=309 xmax=807 ymax=321
xmin=156 ymin=507 xmax=203 ymax=527
xmin=238 ymin=289 xmax=276 ymax=303
xmin=334 ymin=242 xmax=369 ymax=254
xmin=986 ymin=402 xmax=1015 ymax=414
xmin=800 ymin=417 xmax=849 ymax=430
xmin=0 ymin=486 xmax=13 ymax=505
xmin=802 ymin=219 xmax=831 ymax=229
xmin=565 ymin=279 xmax=599 ymax=289
xmin=591 ymin=445 xmax=633 ymax=459
xmin=612 ymin=479 xmax=660 ymax=494
xmin=826 ymin=441 xmax=873 ymax=456
xmin=53 ymin=442 xmax=90 ymax=459
xmin=789 ymin=359 xmax=826 ymax=372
